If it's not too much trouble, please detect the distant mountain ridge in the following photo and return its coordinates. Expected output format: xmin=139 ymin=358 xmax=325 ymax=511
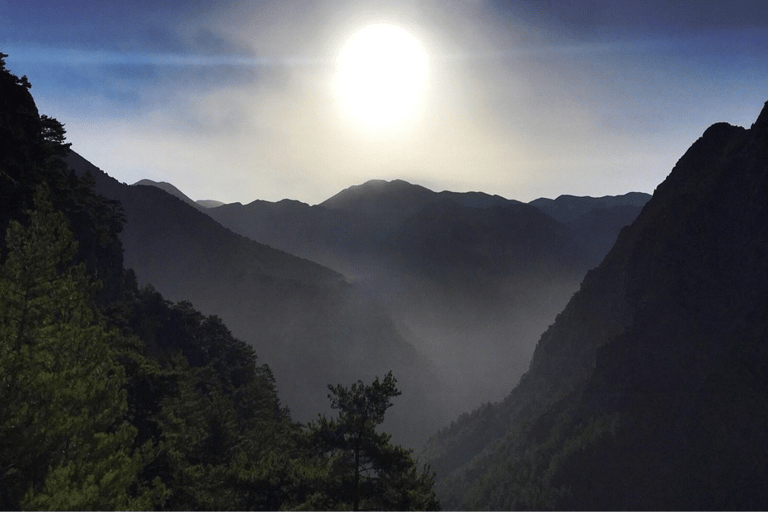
xmin=197 ymin=178 xmax=649 ymax=270
xmin=427 ymin=102 xmax=768 ymax=509
xmin=172 ymin=178 xmax=648 ymax=424
xmin=132 ymin=178 xmax=204 ymax=210
xmin=529 ymin=191 xmax=651 ymax=223
xmin=133 ymin=179 xmax=224 ymax=209
xmin=320 ymin=179 xmax=518 ymax=224
xmin=68 ymin=152 xmax=442 ymax=446
xmin=137 ymin=178 xmax=649 ymax=266
xmin=129 ymin=176 xmax=652 ymax=444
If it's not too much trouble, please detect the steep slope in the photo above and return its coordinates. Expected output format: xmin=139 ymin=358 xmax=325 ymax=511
xmin=428 ymin=102 xmax=768 ymax=509
xmin=65 ymin=152 xmax=441 ymax=446
xmin=0 ymin=54 xmax=292 ymax=510
xmin=566 ymin=204 xmax=647 ymax=265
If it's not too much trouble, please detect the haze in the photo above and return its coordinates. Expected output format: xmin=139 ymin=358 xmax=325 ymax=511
xmin=2 ymin=0 xmax=767 ymax=204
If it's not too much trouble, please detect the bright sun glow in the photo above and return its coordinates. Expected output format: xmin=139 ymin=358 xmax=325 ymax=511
xmin=336 ymin=24 xmax=428 ymax=129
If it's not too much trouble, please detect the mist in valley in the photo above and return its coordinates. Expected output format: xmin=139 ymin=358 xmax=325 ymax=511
xmin=198 ymin=179 xmax=649 ymax=447
xmin=62 ymin=160 xmax=650 ymax=450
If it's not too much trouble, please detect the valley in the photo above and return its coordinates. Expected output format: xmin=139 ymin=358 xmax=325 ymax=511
xmin=106 ymin=163 xmax=649 ymax=446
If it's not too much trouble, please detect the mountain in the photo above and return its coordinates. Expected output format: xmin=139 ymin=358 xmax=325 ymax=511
xmin=530 ymin=193 xmax=651 ymax=265
xmin=205 ymin=198 xmax=360 ymax=272
xmin=132 ymin=178 xmax=204 ymax=210
xmin=132 ymin=180 xmax=225 ymax=209
xmin=66 ymin=152 xmax=441 ymax=446
xmin=321 ymin=178 xmax=439 ymax=225
xmin=426 ymin=102 xmax=768 ymax=509
xmin=200 ymin=178 xmax=648 ymax=426
xmin=529 ymin=192 xmax=651 ymax=223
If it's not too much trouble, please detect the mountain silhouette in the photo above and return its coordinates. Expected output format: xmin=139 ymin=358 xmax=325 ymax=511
xmin=530 ymin=192 xmax=651 ymax=223
xmin=65 ymin=152 xmax=441 ymax=446
xmin=132 ymin=178 xmax=204 ymax=210
xmin=196 ymin=178 xmax=649 ymax=426
xmin=133 ymin=179 xmax=225 ymax=209
xmin=427 ymin=101 xmax=768 ymax=510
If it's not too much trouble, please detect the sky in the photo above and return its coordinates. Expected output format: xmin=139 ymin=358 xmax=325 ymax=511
xmin=2 ymin=0 xmax=767 ymax=205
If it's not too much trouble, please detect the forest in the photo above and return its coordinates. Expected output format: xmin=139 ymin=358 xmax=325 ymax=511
xmin=0 ymin=53 xmax=438 ymax=510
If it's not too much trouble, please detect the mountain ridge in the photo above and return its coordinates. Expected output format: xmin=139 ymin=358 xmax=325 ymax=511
xmin=194 ymin=177 xmax=650 ymax=425
xmin=529 ymin=191 xmax=652 ymax=223
xmin=66 ymin=151 xmax=443 ymax=446
xmin=427 ymin=102 xmax=768 ymax=509
xmin=132 ymin=178 xmax=204 ymax=211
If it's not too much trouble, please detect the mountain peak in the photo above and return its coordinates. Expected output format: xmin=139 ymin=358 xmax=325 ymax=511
xmin=132 ymin=179 xmax=202 ymax=210
xmin=752 ymin=99 xmax=768 ymax=130
xmin=319 ymin=179 xmax=437 ymax=221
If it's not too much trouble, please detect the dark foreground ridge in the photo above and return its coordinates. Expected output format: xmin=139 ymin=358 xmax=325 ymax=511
xmin=428 ymin=101 xmax=768 ymax=510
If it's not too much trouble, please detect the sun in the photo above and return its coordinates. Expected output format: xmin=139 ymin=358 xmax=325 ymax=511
xmin=335 ymin=24 xmax=428 ymax=129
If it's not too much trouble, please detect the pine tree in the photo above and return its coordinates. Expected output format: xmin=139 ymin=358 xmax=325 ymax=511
xmin=0 ymin=187 xmax=163 ymax=509
xmin=307 ymin=372 xmax=440 ymax=510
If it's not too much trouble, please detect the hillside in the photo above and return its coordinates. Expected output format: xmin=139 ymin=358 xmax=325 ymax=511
xmin=65 ymin=152 xmax=441 ymax=445
xmin=427 ymin=102 xmax=768 ymax=509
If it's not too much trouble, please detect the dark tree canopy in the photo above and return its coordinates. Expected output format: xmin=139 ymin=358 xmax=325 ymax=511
xmin=306 ymin=372 xmax=440 ymax=511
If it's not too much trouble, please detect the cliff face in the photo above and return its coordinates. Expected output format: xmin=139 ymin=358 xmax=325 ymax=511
xmin=428 ymin=102 xmax=768 ymax=510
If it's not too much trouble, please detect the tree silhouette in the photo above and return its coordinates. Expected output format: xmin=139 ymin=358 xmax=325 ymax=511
xmin=308 ymin=371 xmax=439 ymax=510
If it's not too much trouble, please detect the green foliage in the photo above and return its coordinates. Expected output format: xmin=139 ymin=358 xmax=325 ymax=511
xmin=115 ymin=291 xmax=304 ymax=511
xmin=0 ymin=185 xmax=310 ymax=510
xmin=305 ymin=372 xmax=440 ymax=511
xmin=0 ymin=188 xmax=162 ymax=509
xmin=461 ymin=412 xmax=620 ymax=510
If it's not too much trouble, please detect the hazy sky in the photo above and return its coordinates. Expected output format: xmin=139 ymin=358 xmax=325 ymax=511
xmin=3 ymin=0 xmax=767 ymax=204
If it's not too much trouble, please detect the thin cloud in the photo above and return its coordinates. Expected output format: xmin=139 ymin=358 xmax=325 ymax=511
xmin=3 ymin=0 xmax=766 ymax=205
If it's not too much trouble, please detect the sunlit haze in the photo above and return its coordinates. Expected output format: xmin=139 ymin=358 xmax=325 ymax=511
xmin=2 ymin=0 xmax=767 ymax=204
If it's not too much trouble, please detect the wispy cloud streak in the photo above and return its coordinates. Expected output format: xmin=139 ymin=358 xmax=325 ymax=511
xmin=3 ymin=45 xmax=331 ymax=68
